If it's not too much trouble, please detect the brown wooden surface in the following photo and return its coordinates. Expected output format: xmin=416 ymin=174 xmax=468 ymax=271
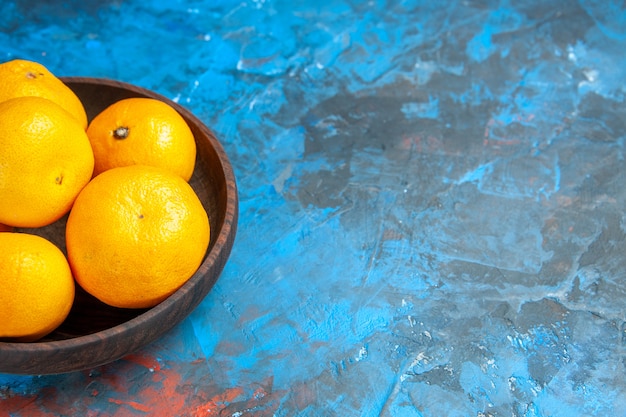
xmin=0 ymin=77 xmax=238 ymax=375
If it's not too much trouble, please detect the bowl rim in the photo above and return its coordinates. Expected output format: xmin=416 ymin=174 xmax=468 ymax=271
xmin=0 ymin=77 xmax=238 ymax=374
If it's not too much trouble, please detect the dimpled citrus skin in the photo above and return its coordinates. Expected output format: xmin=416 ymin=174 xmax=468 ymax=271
xmin=65 ymin=165 xmax=210 ymax=309
xmin=0 ymin=59 xmax=88 ymax=129
xmin=0 ymin=232 xmax=75 ymax=342
xmin=0 ymin=96 xmax=95 ymax=228
xmin=86 ymin=97 xmax=196 ymax=181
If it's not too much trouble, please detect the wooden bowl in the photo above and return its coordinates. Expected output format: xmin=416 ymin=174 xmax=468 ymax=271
xmin=0 ymin=77 xmax=238 ymax=375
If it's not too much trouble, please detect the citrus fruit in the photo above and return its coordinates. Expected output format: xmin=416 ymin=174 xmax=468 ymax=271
xmin=0 ymin=96 xmax=95 ymax=228
xmin=0 ymin=232 xmax=75 ymax=342
xmin=0 ymin=59 xmax=88 ymax=128
xmin=65 ymin=165 xmax=210 ymax=309
xmin=86 ymin=97 xmax=196 ymax=181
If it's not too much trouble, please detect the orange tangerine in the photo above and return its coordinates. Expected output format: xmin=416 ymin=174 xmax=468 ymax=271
xmin=0 ymin=232 xmax=75 ymax=342
xmin=0 ymin=96 xmax=94 ymax=228
xmin=66 ymin=165 xmax=210 ymax=309
xmin=86 ymin=97 xmax=196 ymax=181
xmin=0 ymin=59 xmax=87 ymax=128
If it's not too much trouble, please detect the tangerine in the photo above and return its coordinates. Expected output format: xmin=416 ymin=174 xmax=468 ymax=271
xmin=65 ymin=165 xmax=210 ymax=309
xmin=0 ymin=96 xmax=94 ymax=228
xmin=0 ymin=59 xmax=88 ymax=128
xmin=0 ymin=232 xmax=75 ymax=342
xmin=86 ymin=97 xmax=196 ymax=181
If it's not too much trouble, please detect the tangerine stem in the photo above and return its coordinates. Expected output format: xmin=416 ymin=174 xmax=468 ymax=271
xmin=113 ymin=126 xmax=129 ymax=139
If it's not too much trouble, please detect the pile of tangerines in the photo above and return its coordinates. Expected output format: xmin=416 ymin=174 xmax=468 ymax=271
xmin=0 ymin=59 xmax=210 ymax=342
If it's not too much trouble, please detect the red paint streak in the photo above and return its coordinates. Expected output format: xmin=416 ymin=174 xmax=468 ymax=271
xmin=89 ymin=353 xmax=188 ymax=416
xmin=2 ymin=386 xmax=80 ymax=417
xmin=197 ymin=377 xmax=286 ymax=417
xmin=113 ymin=359 xmax=187 ymax=416
xmin=0 ymin=354 xmax=293 ymax=416
xmin=0 ymin=395 xmax=79 ymax=417
xmin=192 ymin=386 xmax=245 ymax=416
xmin=0 ymin=395 xmax=39 ymax=417
xmin=124 ymin=353 xmax=161 ymax=372
xmin=108 ymin=398 xmax=151 ymax=413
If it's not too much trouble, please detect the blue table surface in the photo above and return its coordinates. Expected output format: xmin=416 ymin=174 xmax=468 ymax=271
xmin=2 ymin=1 xmax=626 ymax=415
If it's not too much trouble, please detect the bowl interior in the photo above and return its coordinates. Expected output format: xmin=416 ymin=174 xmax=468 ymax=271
xmin=32 ymin=79 xmax=229 ymax=341
xmin=0 ymin=77 xmax=237 ymax=374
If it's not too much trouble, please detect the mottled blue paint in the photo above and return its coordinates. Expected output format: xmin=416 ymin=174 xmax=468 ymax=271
xmin=3 ymin=1 xmax=626 ymax=416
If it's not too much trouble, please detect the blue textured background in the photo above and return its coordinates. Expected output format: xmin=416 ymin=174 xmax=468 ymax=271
xmin=2 ymin=1 xmax=626 ymax=415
